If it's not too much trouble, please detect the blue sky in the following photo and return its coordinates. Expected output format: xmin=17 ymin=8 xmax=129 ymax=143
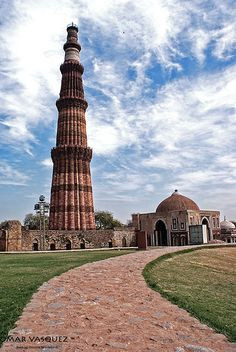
xmin=0 ymin=0 xmax=236 ymax=223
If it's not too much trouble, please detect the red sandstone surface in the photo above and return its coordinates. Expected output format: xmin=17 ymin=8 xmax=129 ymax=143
xmin=49 ymin=25 xmax=95 ymax=231
xmin=1 ymin=247 xmax=235 ymax=352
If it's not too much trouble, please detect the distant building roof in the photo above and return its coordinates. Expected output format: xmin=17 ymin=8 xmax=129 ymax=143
xmin=220 ymin=217 xmax=235 ymax=230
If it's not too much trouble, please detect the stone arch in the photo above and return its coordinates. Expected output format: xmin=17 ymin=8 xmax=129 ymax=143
xmin=65 ymin=239 xmax=72 ymax=250
xmin=171 ymin=235 xmax=178 ymax=246
xmin=80 ymin=239 xmax=85 ymax=249
xmin=155 ymin=220 xmax=168 ymax=246
xmin=202 ymin=217 xmax=211 ymax=242
xmin=180 ymin=235 xmax=186 ymax=246
xmin=32 ymin=239 xmax=39 ymax=251
xmin=122 ymin=237 xmax=127 ymax=247
xmin=0 ymin=230 xmax=6 ymax=251
xmin=50 ymin=240 xmax=56 ymax=250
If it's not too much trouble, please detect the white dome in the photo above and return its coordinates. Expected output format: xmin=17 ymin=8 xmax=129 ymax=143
xmin=220 ymin=219 xmax=235 ymax=230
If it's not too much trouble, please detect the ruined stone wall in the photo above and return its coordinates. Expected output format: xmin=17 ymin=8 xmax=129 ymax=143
xmin=0 ymin=220 xmax=136 ymax=251
xmin=113 ymin=228 xmax=137 ymax=247
xmin=21 ymin=227 xmax=136 ymax=251
xmin=0 ymin=221 xmax=22 ymax=251
xmin=131 ymin=214 xmax=140 ymax=230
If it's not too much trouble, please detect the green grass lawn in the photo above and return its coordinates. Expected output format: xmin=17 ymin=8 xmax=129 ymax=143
xmin=143 ymin=246 xmax=236 ymax=342
xmin=0 ymin=249 xmax=134 ymax=346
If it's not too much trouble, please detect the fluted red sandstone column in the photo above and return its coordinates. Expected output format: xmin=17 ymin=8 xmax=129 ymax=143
xmin=49 ymin=24 xmax=95 ymax=230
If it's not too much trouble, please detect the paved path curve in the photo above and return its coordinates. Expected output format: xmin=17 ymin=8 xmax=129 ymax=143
xmin=1 ymin=247 xmax=235 ymax=352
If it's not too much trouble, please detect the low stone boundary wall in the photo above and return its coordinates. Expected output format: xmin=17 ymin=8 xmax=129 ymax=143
xmin=0 ymin=221 xmax=137 ymax=251
xmin=22 ymin=228 xmax=137 ymax=251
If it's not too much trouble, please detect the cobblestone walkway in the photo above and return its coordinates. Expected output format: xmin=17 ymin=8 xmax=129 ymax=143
xmin=1 ymin=247 xmax=235 ymax=352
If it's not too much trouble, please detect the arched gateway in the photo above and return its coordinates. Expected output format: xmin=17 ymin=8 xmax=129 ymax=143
xmin=154 ymin=220 xmax=168 ymax=246
xmin=202 ymin=217 xmax=211 ymax=241
xmin=65 ymin=239 xmax=72 ymax=250
xmin=32 ymin=239 xmax=39 ymax=251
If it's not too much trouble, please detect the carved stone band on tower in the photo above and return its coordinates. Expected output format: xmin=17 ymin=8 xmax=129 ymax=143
xmin=49 ymin=24 xmax=96 ymax=230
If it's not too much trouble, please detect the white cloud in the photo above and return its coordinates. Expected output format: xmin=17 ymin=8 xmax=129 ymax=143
xmin=0 ymin=0 xmax=236 ymax=221
xmin=142 ymin=65 xmax=236 ymax=203
xmin=213 ymin=23 xmax=236 ymax=60
xmin=0 ymin=0 xmax=80 ymax=153
xmin=90 ymin=62 xmax=236 ymax=218
xmin=151 ymin=64 xmax=236 ymax=152
xmin=145 ymin=184 xmax=155 ymax=193
xmin=189 ymin=29 xmax=211 ymax=63
xmin=41 ymin=158 xmax=53 ymax=168
xmin=0 ymin=161 xmax=29 ymax=185
xmin=1 ymin=0 xmax=236 ymax=154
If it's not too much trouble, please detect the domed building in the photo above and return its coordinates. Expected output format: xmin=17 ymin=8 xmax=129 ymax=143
xmin=132 ymin=190 xmax=221 ymax=246
xmin=220 ymin=217 xmax=236 ymax=243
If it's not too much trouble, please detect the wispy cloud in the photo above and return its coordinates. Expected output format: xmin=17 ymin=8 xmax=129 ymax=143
xmin=1 ymin=0 xmax=235 ymax=153
xmin=0 ymin=0 xmax=236 ymax=221
xmin=41 ymin=158 xmax=53 ymax=168
xmin=0 ymin=0 xmax=79 ymax=153
xmin=0 ymin=161 xmax=29 ymax=185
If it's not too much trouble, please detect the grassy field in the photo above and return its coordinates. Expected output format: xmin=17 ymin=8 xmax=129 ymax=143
xmin=0 ymin=249 xmax=134 ymax=345
xmin=143 ymin=246 xmax=236 ymax=342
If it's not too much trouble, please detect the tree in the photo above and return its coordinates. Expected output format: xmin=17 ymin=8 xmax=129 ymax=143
xmin=24 ymin=213 xmax=49 ymax=230
xmin=0 ymin=220 xmax=9 ymax=229
xmin=95 ymin=211 xmax=123 ymax=230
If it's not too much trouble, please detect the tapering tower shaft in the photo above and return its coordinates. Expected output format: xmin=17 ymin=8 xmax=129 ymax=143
xmin=49 ymin=24 xmax=95 ymax=230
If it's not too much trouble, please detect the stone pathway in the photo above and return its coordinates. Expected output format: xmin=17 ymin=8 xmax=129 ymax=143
xmin=1 ymin=247 xmax=235 ymax=352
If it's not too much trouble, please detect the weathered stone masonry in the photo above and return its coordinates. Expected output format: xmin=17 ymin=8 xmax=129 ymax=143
xmin=49 ymin=24 xmax=95 ymax=231
xmin=0 ymin=221 xmax=22 ymax=251
xmin=0 ymin=221 xmax=136 ymax=251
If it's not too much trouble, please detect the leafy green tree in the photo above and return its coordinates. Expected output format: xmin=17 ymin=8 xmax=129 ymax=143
xmin=95 ymin=210 xmax=123 ymax=229
xmin=24 ymin=213 xmax=49 ymax=230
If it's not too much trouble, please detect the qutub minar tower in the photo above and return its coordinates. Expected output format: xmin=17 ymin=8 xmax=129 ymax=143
xmin=49 ymin=24 xmax=95 ymax=230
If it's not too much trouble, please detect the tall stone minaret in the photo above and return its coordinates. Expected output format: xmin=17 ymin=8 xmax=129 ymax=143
xmin=49 ymin=24 xmax=95 ymax=230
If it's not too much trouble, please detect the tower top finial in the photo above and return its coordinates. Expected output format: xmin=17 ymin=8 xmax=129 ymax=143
xmin=67 ymin=22 xmax=78 ymax=31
